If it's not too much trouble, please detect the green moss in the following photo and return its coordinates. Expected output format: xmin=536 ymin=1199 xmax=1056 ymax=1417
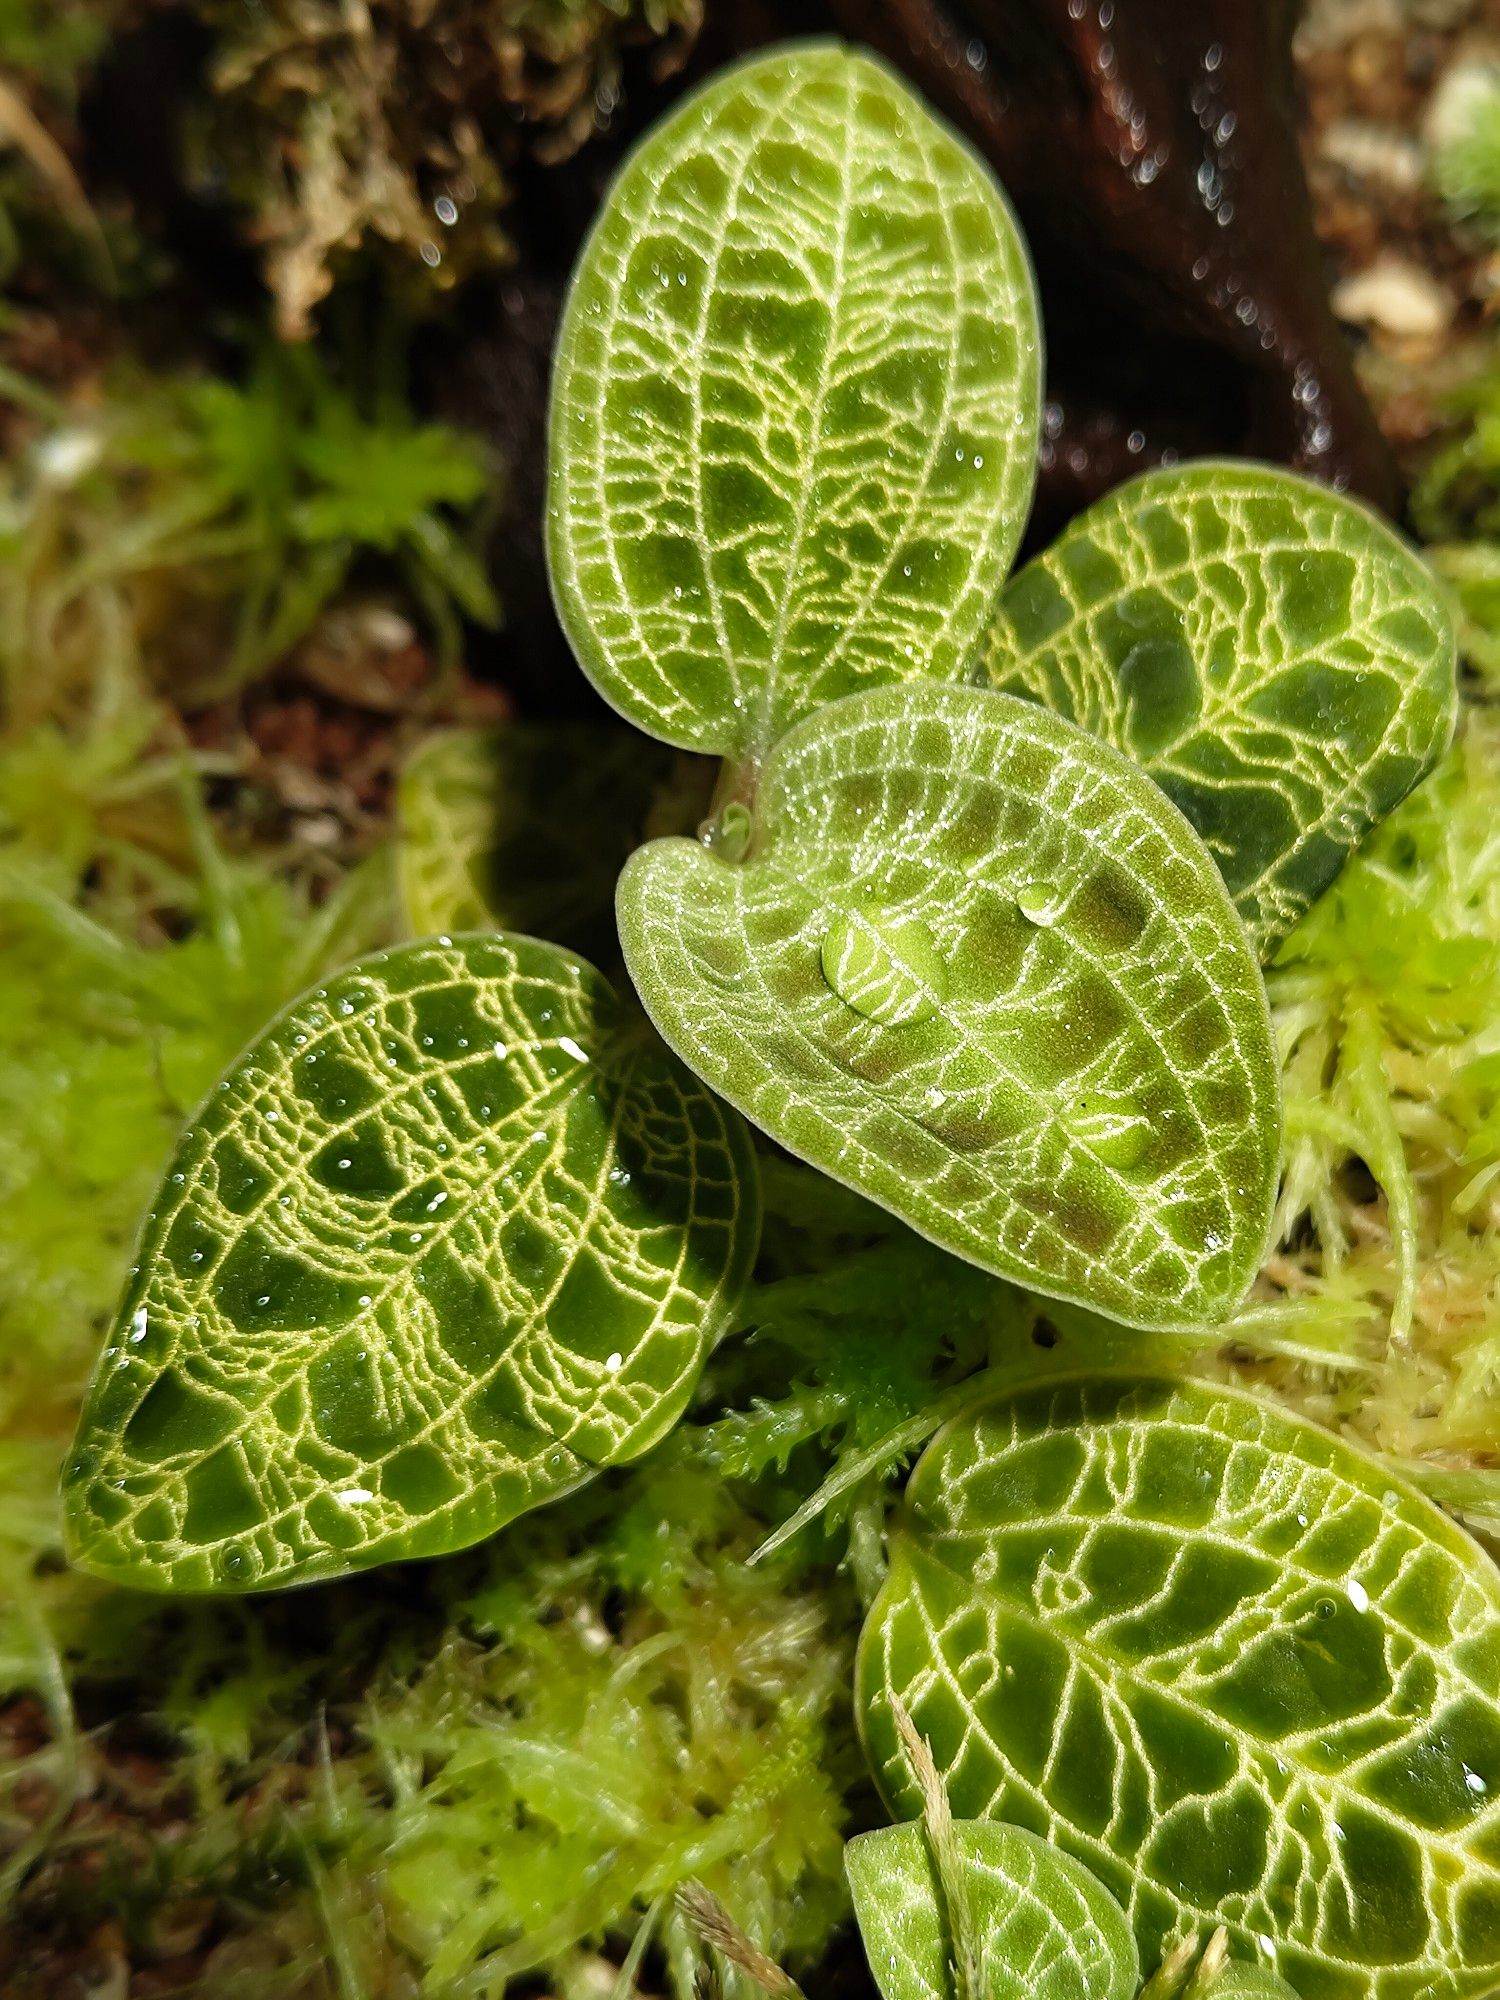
xmin=1245 ymin=709 xmax=1500 ymax=1486
xmin=0 ymin=0 xmax=108 ymax=102
xmin=1430 ymin=61 xmax=1500 ymax=244
xmin=0 ymin=339 xmax=497 ymax=734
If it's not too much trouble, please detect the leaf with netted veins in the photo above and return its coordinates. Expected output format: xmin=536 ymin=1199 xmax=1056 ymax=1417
xmin=618 ymin=683 xmax=1280 ymax=1334
xmin=982 ymin=463 xmax=1457 ymax=954
xmin=547 ymin=42 xmax=1040 ymax=758
xmin=63 ymin=934 xmax=758 ymax=1592
xmin=846 ymin=1818 xmax=1138 ymax=2000
xmin=397 ymin=723 xmax=698 ymax=964
xmin=858 ymin=1375 xmax=1500 ymax=2000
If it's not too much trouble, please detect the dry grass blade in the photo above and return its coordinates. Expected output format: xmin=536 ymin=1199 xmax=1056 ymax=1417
xmin=890 ymin=1697 xmax=982 ymax=2000
xmin=674 ymin=1881 xmax=803 ymax=2000
xmin=0 ymin=78 xmax=110 ymax=275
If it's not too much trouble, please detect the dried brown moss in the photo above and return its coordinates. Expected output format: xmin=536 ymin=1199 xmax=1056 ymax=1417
xmin=187 ymin=0 xmax=703 ymax=337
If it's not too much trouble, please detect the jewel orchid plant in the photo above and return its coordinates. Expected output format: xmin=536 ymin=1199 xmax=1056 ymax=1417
xmin=60 ymin=39 xmax=1495 ymax=1999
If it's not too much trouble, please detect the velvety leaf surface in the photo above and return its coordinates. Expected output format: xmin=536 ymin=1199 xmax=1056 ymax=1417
xmin=618 ymin=684 xmax=1280 ymax=1333
xmin=397 ymin=723 xmax=691 ymax=963
xmin=547 ymin=42 xmax=1040 ymax=757
xmin=846 ymin=1818 xmax=1138 ymax=2000
xmin=857 ymin=1375 xmax=1500 ymax=2000
xmin=64 ymin=934 xmax=758 ymax=1592
xmin=982 ymin=463 xmax=1457 ymax=953
xmin=1210 ymin=1972 xmax=1303 ymax=1999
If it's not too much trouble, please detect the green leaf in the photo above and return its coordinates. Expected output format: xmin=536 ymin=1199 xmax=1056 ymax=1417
xmin=618 ymin=683 xmax=1280 ymax=1334
xmin=397 ymin=723 xmax=694 ymax=964
xmin=982 ymin=463 xmax=1457 ymax=954
xmin=846 ymin=1818 xmax=1139 ymax=2000
xmin=62 ymin=933 xmax=758 ymax=1592
xmin=857 ymin=1374 xmax=1500 ymax=2000
xmin=547 ymin=42 xmax=1040 ymax=758
xmin=1208 ymin=1972 xmax=1302 ymax=2000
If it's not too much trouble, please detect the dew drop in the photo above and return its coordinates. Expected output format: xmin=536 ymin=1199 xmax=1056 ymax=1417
xmin=699 ymin=799 xmax=753 ymax=863
xmin=1015 ymin=882 xmax=1066 ymax=926
xmin=217 ymin=1543 xmax=254 ymax=1583
xmin=819 ymin=905 xmax=947 ymax=1026
xmin=1346 ymin=1578 xmax=1370 ymax=1614
xmin=1062 ymin=1095 xmax=1150 ymax=1168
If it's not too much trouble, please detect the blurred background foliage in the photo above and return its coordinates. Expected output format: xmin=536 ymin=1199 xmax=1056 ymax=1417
xmin=2 ymin=0 xmax=1500 ymax=1995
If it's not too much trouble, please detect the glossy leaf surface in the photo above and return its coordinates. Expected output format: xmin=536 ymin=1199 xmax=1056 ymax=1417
xmin=397 ymin=723 xmax=691 ymax=963
xmin=846 ymin=1818 xmax=1138 ymax=2000
xmin=64 ymin=934 xmax=757 ymax=1592
xmin=619 ymin=684 xmax=1280 ymax=1333
xmin=982 ymin=464 xmax=1457 ymax=953
xmin=858 ymin=1375 xmax=1500 ymax=2000
xmin=547 ymin=42 xmax=1040 ymax=757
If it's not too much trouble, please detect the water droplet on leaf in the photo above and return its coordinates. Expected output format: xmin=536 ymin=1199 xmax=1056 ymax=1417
xmin=1016 ymin=882 xmax=1066 ymax=926
xmin=820 ymin=907 xmax=947 ymax=1026
xmin=1062 ymin=1094 xmax=1149 ymax=1168
xmin=699 ymin=800 xmax=753 ymax=863
xmin=217 ymin=1543 xmax=254 ymax=1583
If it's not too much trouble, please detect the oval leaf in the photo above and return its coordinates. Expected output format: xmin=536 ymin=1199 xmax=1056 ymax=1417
xmin=547 ymin=42 xmax=1041 ymax=758
xmin=982 ymin=463 xmax=1457 ymax=954
xmin=63 ymin=934 xmax=758 ymax=1592
xmin=857 ymin=1375 xmax=1500 ymax=2000
xmin=618 ymin=684 xmax=1280 ymax=1333
xmin=847 ymin=1819 xmax=1138 ymax=2000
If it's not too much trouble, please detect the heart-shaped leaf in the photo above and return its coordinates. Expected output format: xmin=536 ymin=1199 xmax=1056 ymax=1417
xmin=547 ymin=42 xmax=1040 ymax=758
xmin=847 ymin=1818 xmax=1139 ymax=2000
xmin=981 ymin=463 xmax=1457 ymax=954
xmin=618 ymin=683 xmax=1280 ymax=1333
xmin=857 ymin=1375 xmax=1500 ymax=2000
xmin=63 ymin=934 xmax=758 ymax=1592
